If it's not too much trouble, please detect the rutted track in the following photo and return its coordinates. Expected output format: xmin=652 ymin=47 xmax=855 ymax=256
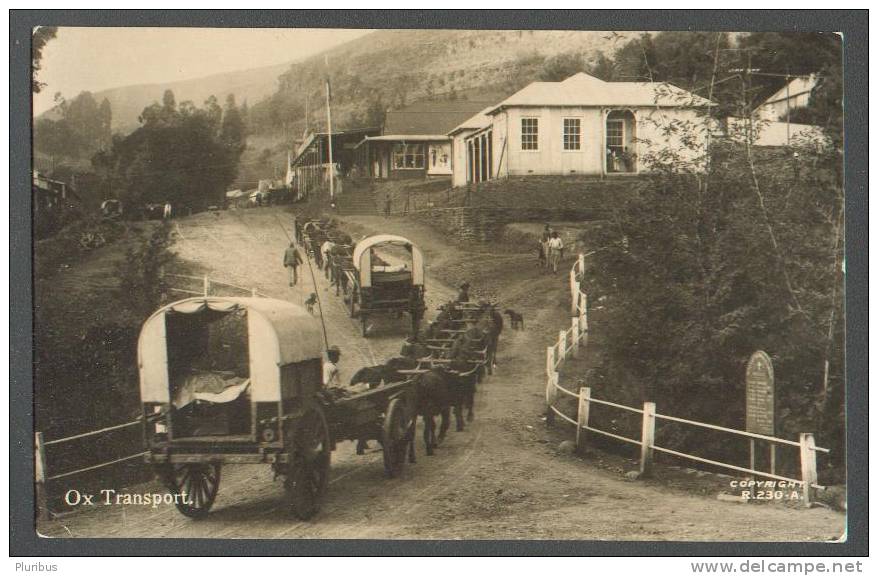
xmin=37 ymin=208 xmax=845 ymax=540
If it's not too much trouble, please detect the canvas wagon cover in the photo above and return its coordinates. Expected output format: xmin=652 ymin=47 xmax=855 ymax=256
xmin=352 ymin=234 xmax=424 ymax=288
xmin=138 ymin=297 xmax=323 ymax=403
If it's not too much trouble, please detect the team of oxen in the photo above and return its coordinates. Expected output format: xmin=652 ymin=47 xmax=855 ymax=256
xmin=296 ymin=218 xmax=504 ymax=462
xmin=350 ymin=299 xmax=504 ymax=460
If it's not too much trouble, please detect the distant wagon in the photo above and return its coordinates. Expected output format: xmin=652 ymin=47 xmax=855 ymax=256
xmin=348 ymin=234 xmax=426 ymax=337
xmin=138 ymin=296 xmax=417 ymax=520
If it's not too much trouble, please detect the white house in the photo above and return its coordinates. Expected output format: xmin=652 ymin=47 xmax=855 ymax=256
xmin=448 ymin=72 xmax=713 ymax=186
xmin=753 ymin=74 xmax=819 ymax=122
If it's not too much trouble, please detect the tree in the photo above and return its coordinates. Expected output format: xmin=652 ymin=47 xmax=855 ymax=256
xmin=32 ymin=26 xmax=57 ymax=93
xmin=95 ymin=93 xmax=247 ymax=212
xmin=34 ymin=91 xmax=113 ymax=162
xmin=98 ymin=98 xmax=113 ymax=147
xmin=539 ymin=52 xmax=588 ymax=82
xmin=612 ymin=32 xmax=739 ymax=116
xmin=582 ymin=88 xmax=845 ymax=474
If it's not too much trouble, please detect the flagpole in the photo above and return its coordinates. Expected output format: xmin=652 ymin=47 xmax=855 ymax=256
xmin=325 ymin=58 xmax=335 ymax=200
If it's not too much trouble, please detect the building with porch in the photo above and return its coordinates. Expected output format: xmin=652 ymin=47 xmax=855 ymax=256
xmin=449 ymin=72 xmax=713 ymax=186
xmin=288 ymin=127 xmax=380 ymax=199
xmin=356 ymin=99 xmax=497 ymax=180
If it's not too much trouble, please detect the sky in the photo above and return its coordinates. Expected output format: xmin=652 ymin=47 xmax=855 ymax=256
xmin=33 ymin=27 xmax=373 ymax=115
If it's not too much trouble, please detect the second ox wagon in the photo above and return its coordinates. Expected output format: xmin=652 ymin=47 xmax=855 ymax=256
xmin=345 ymin=234 xmax=426 ymax=338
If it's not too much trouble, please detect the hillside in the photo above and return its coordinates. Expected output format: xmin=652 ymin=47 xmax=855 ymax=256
xmin=250 ymin=29 xmax=640 ymax=136
xmin=38 ymin=59 xmax=293 ymax=134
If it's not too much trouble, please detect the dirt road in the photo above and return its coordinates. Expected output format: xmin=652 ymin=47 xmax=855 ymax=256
xmin=38 ymin=207 xmax=845 ymax=540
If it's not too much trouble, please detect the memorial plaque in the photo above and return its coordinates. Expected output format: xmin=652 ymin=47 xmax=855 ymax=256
xmin=745 ymin=350 xmax=775 ymax=436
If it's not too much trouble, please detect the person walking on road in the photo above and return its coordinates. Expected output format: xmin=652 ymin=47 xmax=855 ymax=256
xmin=547 ymin=231 xmax=564 ymax=274
xmin=283 ymin=241 xmax=303 ymax=286
xmin=457 ymin=282 xmax=471 ymax=303
xmin=539 ymin=223 xmax=551 ymax=268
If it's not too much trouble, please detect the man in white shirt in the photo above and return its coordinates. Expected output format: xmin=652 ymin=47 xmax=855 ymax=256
xmin=323 ymin=346 xmax=341 ymax=387
xmin=547 ymin=231 xmax=564 ymax=274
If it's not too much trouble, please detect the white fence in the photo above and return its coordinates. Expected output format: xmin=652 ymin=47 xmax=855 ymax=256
xmin=164 ymin=273 xmax=267 ymax=298
xmin=545 ymin=254 xmax=829 ymax=506
xmin=34 ymin=273 xmax=267 ymax=518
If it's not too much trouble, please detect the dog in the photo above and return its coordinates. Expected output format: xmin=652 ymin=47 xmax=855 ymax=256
xmin=504 ymin=309 xmax=524 ymax=330
xmin=304 ymin=293 xmax=318 ymax=314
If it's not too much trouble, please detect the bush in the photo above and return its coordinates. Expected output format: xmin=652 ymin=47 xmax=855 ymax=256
xmin=116 ymin=222 xmax=175 ymax=319
xmin=581 ymin=139 xmax=845 ymax=476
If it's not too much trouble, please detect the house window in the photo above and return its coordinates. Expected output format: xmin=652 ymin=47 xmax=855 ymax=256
xmin=521 ymin=118 xmax=538 ymax=150
xmin=606 ymin=120 xmax=625 ymax=151
xmin=392 ymin=144 xmax=425 ymax=169
xmin=563 ymin=118 xmax=581 ymax=150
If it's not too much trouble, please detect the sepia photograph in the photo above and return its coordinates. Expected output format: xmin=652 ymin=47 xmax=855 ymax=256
xmin=13 ymin=12 xmax=862 ymax=553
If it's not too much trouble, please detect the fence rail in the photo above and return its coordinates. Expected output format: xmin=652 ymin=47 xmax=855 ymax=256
xmin=545 ymin=253 xmax=828 ymax=507
xmin=164 ymin=273 xmax=267 ymax=298
xmin=35 ymin=273 xmax=269 ymax=517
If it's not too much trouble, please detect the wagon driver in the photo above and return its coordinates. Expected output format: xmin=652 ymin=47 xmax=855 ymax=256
xmin=324 ymin=345 xmax=342 ymax=387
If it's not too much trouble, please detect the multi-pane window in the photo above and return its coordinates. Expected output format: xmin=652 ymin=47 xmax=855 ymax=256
xmin=392 ymin=144 xmax=425 ymax=169
xmin=521 ymin=118 xmax=539 ymax=150
xmin=563 ymin=118 xmax=581 ymax=150
xmin=606 ymin=120 xmax=625 ymax=150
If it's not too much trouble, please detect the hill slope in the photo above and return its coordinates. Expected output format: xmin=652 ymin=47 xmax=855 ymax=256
xmin=39 ymin=60 xmax=293 ymax=134
xmin=252 ymin=29 xmax=639 ymax=135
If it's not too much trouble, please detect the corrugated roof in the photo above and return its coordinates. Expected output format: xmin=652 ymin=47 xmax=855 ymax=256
xmin=383 ymin=99 xmax=498 ymax=136
xmin=486 ymin=72 xmax=712 ymax=114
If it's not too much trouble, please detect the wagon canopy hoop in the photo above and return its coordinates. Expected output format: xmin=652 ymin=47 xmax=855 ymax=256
xmin=137 ymin=297 xmax=324 ymax=404
xmin=352 ymin=234 xmax=425 ymax=288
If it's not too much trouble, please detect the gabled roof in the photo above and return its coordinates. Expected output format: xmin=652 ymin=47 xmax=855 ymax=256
xmin=447 ymin=105 xmax=495 ymax=136
xmin=759 ymin=74 xmax=819 ymax=106
xmin=486 ymin=72 xmax=712 ymax=114
xmin=383 ymin=99 xmax=498 ymax=136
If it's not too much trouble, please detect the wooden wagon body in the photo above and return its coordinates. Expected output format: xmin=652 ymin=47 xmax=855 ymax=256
xmin=138 ymin=296 xmax=416 ymax=521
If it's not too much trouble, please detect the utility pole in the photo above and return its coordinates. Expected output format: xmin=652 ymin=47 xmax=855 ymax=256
xmin=325 ymin=56 xmax=335 ymax=200
xmin=792 ymin=66 xmax=793 ymax=145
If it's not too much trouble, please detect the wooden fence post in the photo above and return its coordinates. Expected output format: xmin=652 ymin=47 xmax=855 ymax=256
xmin=576 ymin=387 xmax=591 ymax=450
xmin=203 ymin=275 xmax=210 ymax=296
xmin=35 ymin=432 xmax=48 ymax=520
xmin=639 ymin=402 xmax=656 ymax=477
xmin=799 ymin=432 xmax=817 ymax=508
xmin=546 ymin=346 xmax=555 ymax=377
xmin=545 ymin=371 xmax=558 ymax=426
xmin=580 ymin=292 xmax=589 ymax=333
xmin=570 ymin=269 xmax=578 ymax=316
xmin=558 ymin=331 xmax=567 ymax=360
xmin=571 ymin=317 xmax=580 ymax=358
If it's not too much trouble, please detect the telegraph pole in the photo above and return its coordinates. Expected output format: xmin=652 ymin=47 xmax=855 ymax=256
xmin=325 ymin=56 xmax=335 ymax=200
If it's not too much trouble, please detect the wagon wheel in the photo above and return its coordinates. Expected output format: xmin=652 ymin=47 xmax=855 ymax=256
xmin=382 ymin=398 xmax=410 ymax=478
xmin=284 ymin=404 xmax=331 ymax=520
xmin=159 ymin=463 xmax=221 ymax=520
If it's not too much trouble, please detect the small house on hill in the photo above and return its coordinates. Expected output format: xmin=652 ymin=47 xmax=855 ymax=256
xmin=448 ymin=72 xmax=713 ymax=185
xmin=356 ymin=99 xmax=498 ymax=180
xmin=754 ymin=74 xmax=819 ymax=122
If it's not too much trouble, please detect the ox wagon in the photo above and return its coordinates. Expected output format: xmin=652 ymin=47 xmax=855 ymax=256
xmin=347 ymin=234 xmax=426 ymax=338
xmin=138 ymin=296 xmax=416 ymax=520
